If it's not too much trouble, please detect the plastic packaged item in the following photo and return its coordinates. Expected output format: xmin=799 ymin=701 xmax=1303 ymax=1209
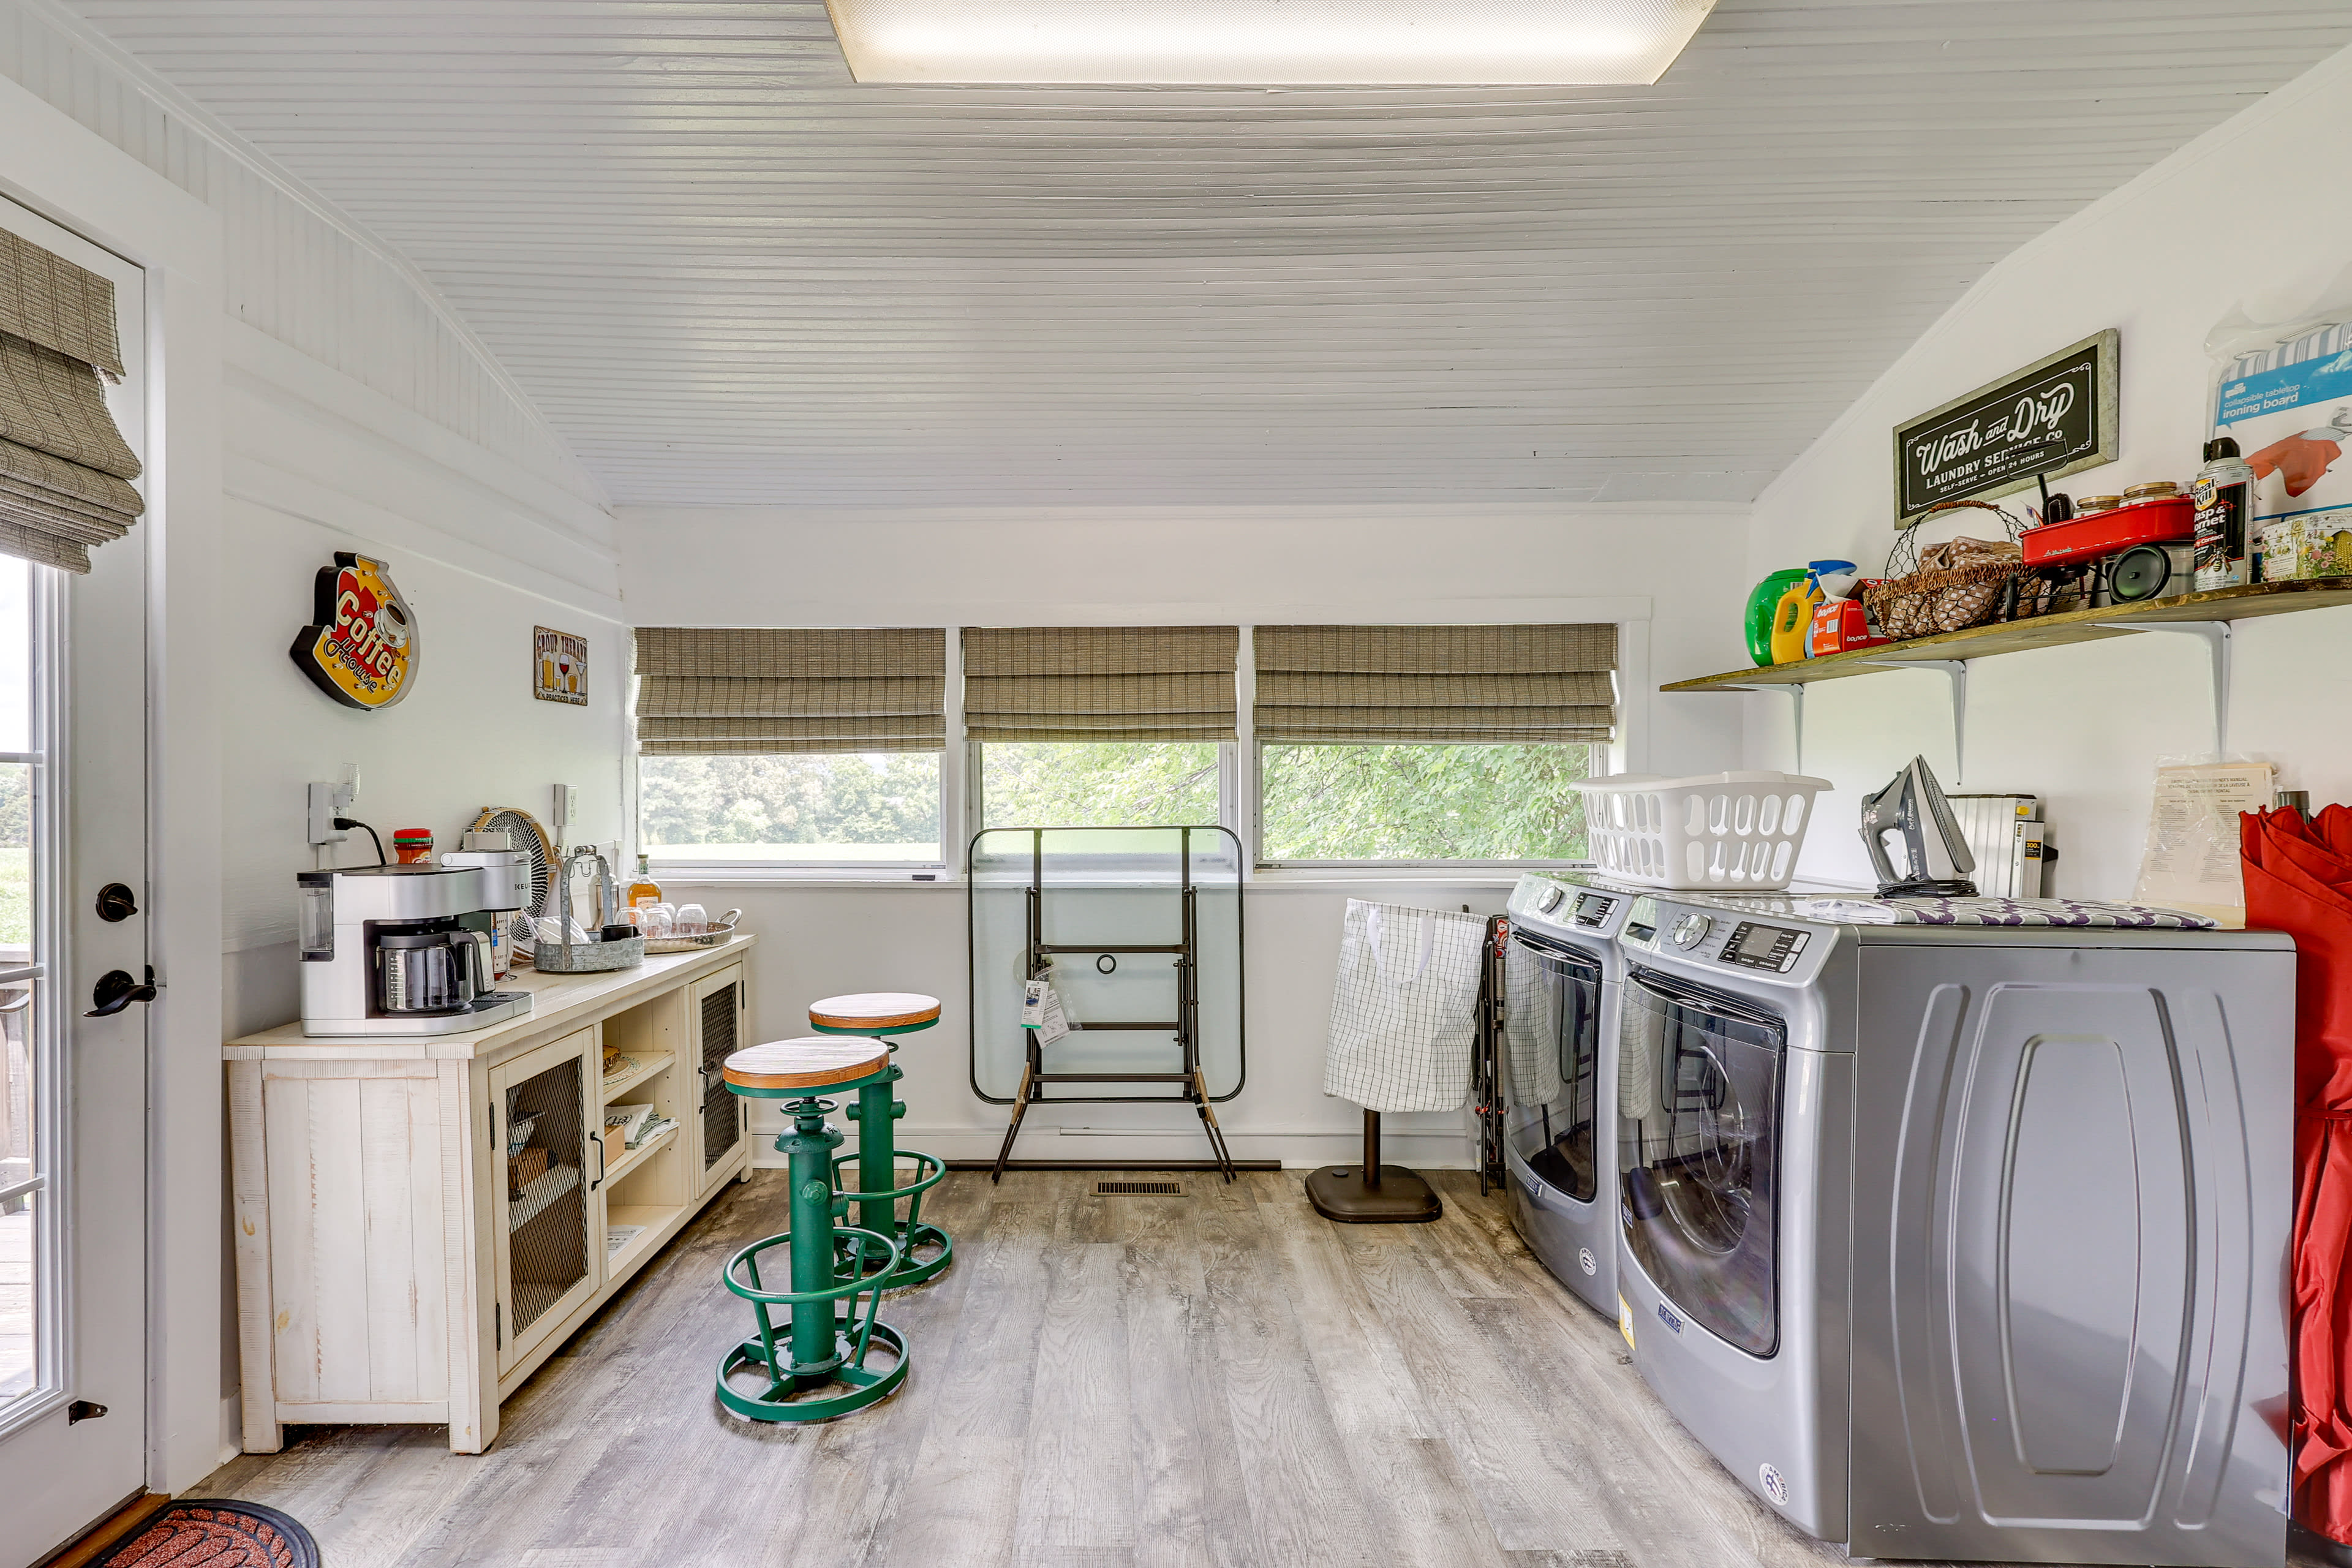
xmin=2211 ymin=300 xmax=2352 ymax=588
xmin=1744 ymin=569 xmax=1808 ymax=666
xmin=1570 ymin=770 xmax=1833 ymax=891
xmin=2193 ymin=437 xmax=2258 ymax=590
xmin=392 ymin=828 xmax=433 ymax=865
xmin=1771 ymin=559 xmax=1855 ymax=663
xmin=1806 ymin=595 xmax=1891 ymax=657
xmin=2255 ymin=513 xmax=2352 ymax=581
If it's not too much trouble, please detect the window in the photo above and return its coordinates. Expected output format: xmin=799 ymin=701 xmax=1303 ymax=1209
xmin=1257 ymin=742 xmax=1593 ymax=863
xmin=633 ymin=627 xmax=948 ymax=871
xmin=979 ymin=741 xmax=1223 ymax=829
xmin=1253 ymin=624 xmax=1616 ymax=867
xmin=638 ymin=752 xmax=943 ymax=864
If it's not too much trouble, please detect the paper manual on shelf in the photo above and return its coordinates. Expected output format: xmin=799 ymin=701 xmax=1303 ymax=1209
xmin=605 ymin=1103 xmax=657 ymax=1144
xmin=605 ymin=1225 xmax=645 ymax=1259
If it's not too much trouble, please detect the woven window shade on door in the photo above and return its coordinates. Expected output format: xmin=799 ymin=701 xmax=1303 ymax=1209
xmin=0 ymin=230 xmax=143 ymax=573
xmin=633 ymin=628 xmax=946 ymax=755
xmin=963 ymin=626 xmax=1238 ymax=742
xmin=1255 ymin=625 xmax=1617 ymax=744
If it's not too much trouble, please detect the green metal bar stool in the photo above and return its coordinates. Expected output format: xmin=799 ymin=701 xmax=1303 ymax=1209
xmin=809 ymin=992 xmax=952 ymax=1288
xmin=716 ymin=1039 xmax=911 ymax=1422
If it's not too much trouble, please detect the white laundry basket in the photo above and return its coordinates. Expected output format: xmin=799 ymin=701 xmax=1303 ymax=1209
xmin=1572 ymin=771 xmax=1831 ymax=891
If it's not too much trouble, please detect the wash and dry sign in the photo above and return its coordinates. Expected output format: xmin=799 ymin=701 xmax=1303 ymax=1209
xmin=291 ymin=552 xmax=417 ymax=709
xmin=1893 ymin=329 xmax=2118 ymax=525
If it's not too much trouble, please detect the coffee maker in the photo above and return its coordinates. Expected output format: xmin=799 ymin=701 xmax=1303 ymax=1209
xmin=296 ymin=860 xmax=535 ymax=1037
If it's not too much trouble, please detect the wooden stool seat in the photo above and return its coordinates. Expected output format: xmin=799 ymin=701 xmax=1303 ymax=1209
xmin=723 ymin=1038 xmax=891 ymax=1091
xmin=809 ymin=992 xmax=941 ymax=1033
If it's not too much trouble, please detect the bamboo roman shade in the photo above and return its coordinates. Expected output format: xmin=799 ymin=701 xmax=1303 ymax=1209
xmin=0 ymin=230 xmax=142 ymax=573
xmin=633 ymin=627 xmax=947 ymax=755
xmin=963 ymin=626 xmax=1238 ymax=742
xmin=1254 ymin=624 xmax=1617 ymax=744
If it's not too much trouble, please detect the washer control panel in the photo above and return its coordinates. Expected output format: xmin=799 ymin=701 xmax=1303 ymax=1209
xmin=1720 ymin=921 xmax=1810 ymax=973
xmin=1670 ymin=913 xmax=1713 ymax=949
xmin=1536 ymin=884 xmax=1567 ymax=914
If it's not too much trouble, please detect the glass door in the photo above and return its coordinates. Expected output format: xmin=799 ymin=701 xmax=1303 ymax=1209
xmin=0 ymin=197 xmax=153 ymax=1567
xmin=1618 ymin=967 xmax=1785 ymax=1356
xmin=1502 ymin=930 xmax=1602 ymax=1202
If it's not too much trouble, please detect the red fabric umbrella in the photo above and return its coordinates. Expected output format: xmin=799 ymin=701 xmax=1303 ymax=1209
xmin=2244 ymin=806 xmax=2352 ymax=1542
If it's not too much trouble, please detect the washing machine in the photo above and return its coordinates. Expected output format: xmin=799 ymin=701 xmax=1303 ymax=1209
xmin=1611 ymin=889 xmax=2295 ymax=1567
xmin=1500 ymin=872 xmax=1638 ymax=1315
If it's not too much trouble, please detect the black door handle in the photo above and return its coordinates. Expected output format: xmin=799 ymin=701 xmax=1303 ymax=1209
xmin=87 ymin=966 xmax=158 ymax=1017
xmin=96 ymin=883 xmax=138 ymax=922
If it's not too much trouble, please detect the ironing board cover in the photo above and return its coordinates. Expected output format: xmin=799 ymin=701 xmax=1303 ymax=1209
xmin=1692 ymin=892 xmax=2215 ymax=928
xmin=1322 ymin=899 xmax=1485 ymax=1115
xmin=2241 ymin=805 xmax=2352 ymax=1545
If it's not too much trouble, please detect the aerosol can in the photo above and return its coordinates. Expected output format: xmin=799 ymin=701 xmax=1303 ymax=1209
xmin=2193 ymin=435 xmax=2258 ymax=590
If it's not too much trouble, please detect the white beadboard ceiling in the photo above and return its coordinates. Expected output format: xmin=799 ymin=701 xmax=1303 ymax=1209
xmin=55 ymin=1 xmax=2352 ymax=509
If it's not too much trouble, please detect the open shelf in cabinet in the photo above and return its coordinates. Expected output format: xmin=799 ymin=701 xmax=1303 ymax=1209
xmin=603 ymin=1120 xmax=677 ymax=1187
xmin=605 ymin=1203 xmax=687 ymax=1276
xmin=599 ymin=1050 xmax=672 ymax=1104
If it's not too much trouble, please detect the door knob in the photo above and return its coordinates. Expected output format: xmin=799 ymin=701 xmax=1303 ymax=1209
xmin=96 ymin=883 xmax=139 ymax=922
xmin=86 ymin=966 xmax=158 ymax=1017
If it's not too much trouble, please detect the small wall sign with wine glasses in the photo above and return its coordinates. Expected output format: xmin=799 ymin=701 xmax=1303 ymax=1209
xmin=534 ymin=627 xmax=587 ymax=706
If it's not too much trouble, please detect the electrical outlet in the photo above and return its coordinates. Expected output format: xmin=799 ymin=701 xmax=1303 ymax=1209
xmin=552 ymin=783 xmax=578 ymax=832
xmin=307 ymin=782 xmax=347 ymax=846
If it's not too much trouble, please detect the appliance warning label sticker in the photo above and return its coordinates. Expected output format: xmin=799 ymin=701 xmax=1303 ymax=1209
xmin=1617 ymin=1295 xmax=1634 ymax=1350
xmin=1759 ymin=1464 xmax=1790 ymax=1508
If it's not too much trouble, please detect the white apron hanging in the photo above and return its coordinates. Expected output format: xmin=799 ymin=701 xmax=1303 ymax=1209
xmin=1321 ymin=899 xmax=1486 ymax=1114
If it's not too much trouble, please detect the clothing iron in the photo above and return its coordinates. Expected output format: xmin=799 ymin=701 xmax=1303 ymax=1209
xmin=1859 ymin=755 xmax=1978 ymax=898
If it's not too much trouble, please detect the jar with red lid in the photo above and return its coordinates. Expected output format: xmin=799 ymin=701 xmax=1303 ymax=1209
xmin=392 ymin=828 xmax=434 ymax=865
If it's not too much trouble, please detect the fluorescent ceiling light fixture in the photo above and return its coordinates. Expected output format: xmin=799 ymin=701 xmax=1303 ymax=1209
xmin=824 ymin=1 xmax=1721 ymax=86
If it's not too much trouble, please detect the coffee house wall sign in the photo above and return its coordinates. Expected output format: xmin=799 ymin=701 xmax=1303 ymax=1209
xmin=290 ymin=552 xmax=418 ymax=709
xmin=1893 ymin=328 xmax=2118 ymax=526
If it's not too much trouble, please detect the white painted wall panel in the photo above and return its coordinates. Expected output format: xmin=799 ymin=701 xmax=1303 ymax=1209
xmin=1743 ymin=43 xmax=2352 ymax=902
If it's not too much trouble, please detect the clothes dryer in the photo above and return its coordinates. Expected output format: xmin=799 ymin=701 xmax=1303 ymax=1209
xmin=1611 ymin=890 xmax=2294 ymax=1567
xmin=1500 ymin=872 xmax=1637 ymax=1315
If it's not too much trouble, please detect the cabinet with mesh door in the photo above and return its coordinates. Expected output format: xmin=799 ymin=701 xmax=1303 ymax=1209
xmin=226 ymin=939 xmax=759 ymax=1456
xmin=688 ymin=964 xmax=748 ymax=1200
xmin=489 ymin=1027 xmax=601 ymax=1376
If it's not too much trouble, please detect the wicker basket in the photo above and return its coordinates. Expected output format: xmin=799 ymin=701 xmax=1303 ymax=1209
xmin=1863 ymin=500 xmax=2025 ymax=639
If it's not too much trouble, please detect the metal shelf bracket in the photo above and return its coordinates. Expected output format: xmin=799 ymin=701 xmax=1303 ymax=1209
xmin=1722 ymin=682 xmax=1804 ymax=774
xmin=2091 ymin=620 xmax=2231 ymax=758
xmin=1860 ymin=658 xmax=1970 ymax=785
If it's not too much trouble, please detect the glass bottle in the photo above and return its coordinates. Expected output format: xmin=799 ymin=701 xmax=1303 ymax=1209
xmin=627 ymin=851 xmax=662 ymax=910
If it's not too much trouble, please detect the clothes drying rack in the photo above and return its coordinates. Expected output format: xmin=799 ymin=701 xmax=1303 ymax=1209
xmin=968 ymin=826 xmax=1245 ymax=1182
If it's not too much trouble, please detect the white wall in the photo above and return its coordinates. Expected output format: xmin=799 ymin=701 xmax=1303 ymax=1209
xmin=219 ymin=324 xmax=628 ymax=1037
xmin=617 ymin=502 xmax=1751 ymax=1167
xmin=1743 ymin=42 xmax=2352 ymax=899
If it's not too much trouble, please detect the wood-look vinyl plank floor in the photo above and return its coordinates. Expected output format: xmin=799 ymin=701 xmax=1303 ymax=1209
xmin=195 ymin=1169 xmax=2305 ymax=1568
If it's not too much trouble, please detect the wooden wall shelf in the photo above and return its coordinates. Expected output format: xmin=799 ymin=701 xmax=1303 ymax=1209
xmin=1662 ymin=576 xmax=2352 ymax=692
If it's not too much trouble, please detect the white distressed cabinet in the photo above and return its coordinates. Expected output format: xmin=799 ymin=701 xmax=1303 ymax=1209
xmin=227 ymin=939 xmax=755 ymax=1453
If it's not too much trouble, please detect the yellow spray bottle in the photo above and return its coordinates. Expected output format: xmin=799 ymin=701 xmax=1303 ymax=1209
xmin=1770 ymin=559 xmax=1856 ymax=663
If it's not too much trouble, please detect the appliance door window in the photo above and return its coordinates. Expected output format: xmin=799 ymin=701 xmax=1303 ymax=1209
xmin=1619 ymin=967 xmax=1785 ymax=1356
xmin=1503 ymin=931 xmax=1602 ymax=1202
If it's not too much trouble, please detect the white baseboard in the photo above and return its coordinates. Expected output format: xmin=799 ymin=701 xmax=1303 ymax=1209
xmin=748 ymin=1123 xmax=1477 ymax=1172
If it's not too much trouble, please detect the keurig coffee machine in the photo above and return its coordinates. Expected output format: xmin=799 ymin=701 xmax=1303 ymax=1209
xmin=296 ymin=860 xmax=533 ymax=1037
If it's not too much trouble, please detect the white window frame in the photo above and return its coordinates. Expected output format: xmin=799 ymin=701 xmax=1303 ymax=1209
xmin=637 ymin=752 xmax=956 ymax=883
